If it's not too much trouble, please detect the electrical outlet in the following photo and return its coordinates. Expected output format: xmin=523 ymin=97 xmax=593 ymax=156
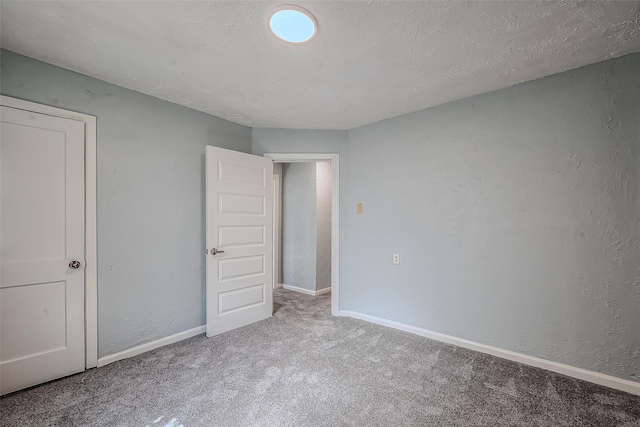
xmin=393 ymin=254 xmax=400 ymax=264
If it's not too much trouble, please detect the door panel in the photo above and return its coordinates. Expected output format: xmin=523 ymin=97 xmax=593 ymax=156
xmin=0 ymin=106 xmax=85 ymax=395
xmin=218 ymin=255 xmax=265 ymax=282
xmin=206 ymin=147 xmax=273 ymax=337
xmin=1 ymin=122 xmax=67 ymax=262
xmin=218 ymin=226 xmax=265 ymax=248
xmin=1 ymin=281 xmax=68 ymax=361
xmin=218 ymin=284 xmax=265 ymax=314
xmin=219 ymin=193 xmax=265 ymax=216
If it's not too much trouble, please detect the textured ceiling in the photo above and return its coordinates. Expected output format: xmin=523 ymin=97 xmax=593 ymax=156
xmin=1 ymin=1 xmax=639 ymax=129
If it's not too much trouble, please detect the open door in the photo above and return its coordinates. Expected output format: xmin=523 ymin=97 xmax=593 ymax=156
xmin=206 ymin=147 xmax=273 ymax=337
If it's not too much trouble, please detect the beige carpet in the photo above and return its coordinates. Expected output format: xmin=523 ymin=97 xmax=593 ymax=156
xmin=1 ymin=288 xmax=638 ymax=426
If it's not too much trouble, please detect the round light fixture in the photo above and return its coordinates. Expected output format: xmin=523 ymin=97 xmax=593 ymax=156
xmin=269 ymin=5 xmax=317 ymax=43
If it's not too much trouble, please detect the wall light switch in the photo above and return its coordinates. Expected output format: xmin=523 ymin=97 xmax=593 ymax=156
xmin=356 ymin=203 xmax=362 ymax=214
xmin=393 ymin=254 xmax=400 ymax=264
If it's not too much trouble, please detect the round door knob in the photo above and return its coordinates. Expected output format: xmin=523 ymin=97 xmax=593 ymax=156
xmin=69 ymin=260 xmax=82 ymax=269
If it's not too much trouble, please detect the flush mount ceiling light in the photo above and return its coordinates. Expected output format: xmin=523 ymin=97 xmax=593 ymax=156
xmin=269 ymin=5 xmax=317 ymax=43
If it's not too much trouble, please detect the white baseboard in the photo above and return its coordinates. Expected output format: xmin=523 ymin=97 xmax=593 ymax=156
xmin=97 ymin=325 xmax=206 ymax=367
xmin=339 ymin=310 xmax=640 ymax=396
xmin=282 ymin=284 xmax=331 ymax=296
xmin=275 ymin=283 xmax=284 ymax=289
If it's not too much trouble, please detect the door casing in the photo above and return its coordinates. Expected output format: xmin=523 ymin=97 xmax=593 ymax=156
xmin=264 ymin=153 xmax=340 ymax=316
xmin=0 ymin=95 xmax=98 ymax=369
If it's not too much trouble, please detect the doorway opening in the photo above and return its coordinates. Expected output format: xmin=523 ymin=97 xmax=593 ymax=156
xmin=274 ymin=161 xmax=331 ymax=295
xmin=265 ymin=154 xmax=339 ymax=316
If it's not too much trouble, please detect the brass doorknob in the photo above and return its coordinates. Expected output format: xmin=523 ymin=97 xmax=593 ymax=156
xmin=69 ymin=260 xmax=82 ymax=269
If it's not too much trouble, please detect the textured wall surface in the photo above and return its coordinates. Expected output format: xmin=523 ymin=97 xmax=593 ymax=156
xmin=316 ymin=161 xmax=332 ymax=290
xmin=344 ymin=53 xmax=640 ymax=383
xmin=252 ymin=54 xmax=639 ymax=383
xmin=0 ymin=50 xmax=252 ymax=358
xmin=281 ymin=163 xmax=317 ymax=291
xmin=2 ymin=2 xmax=639 ymax=129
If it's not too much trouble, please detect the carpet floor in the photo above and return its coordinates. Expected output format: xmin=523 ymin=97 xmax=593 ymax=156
xmin=1 ymin=288 xmax=639 ymax=426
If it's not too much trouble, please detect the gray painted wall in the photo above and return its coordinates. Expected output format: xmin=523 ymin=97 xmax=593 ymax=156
xmin=252 ymin=54 xmax=640 ymax=383
xmin=282 ymin=162 xmax=317 ymax=291
xmin=316 ymin=161 xmax=332 ymax=290
xmin=344 ymin=54 xmax=640 ymax=382
xmin=0 ymin=50 xmax=252 ymax=358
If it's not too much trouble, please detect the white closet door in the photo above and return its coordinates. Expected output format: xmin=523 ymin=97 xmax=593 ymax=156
xmin=1 ymin=106 xmax=85 ymax=395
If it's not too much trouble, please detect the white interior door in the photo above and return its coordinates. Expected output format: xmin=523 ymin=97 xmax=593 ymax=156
xmin=206 ymin=146 xmax=273 ymax=337
xmin=0 ymin=106 xmax=85 ymax=395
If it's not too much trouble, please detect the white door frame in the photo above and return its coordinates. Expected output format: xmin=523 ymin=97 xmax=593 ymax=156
xmin=264 ymin=153 xmax=339 ymax=316
xmin=1 ymin=95 xmax=98 ymax=369
xmin=272 ymin=172 xmax=282 ymax=288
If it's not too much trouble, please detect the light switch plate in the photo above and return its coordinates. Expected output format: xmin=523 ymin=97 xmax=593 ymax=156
xmin=356 ymin=203 xmax=362 ymax=214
